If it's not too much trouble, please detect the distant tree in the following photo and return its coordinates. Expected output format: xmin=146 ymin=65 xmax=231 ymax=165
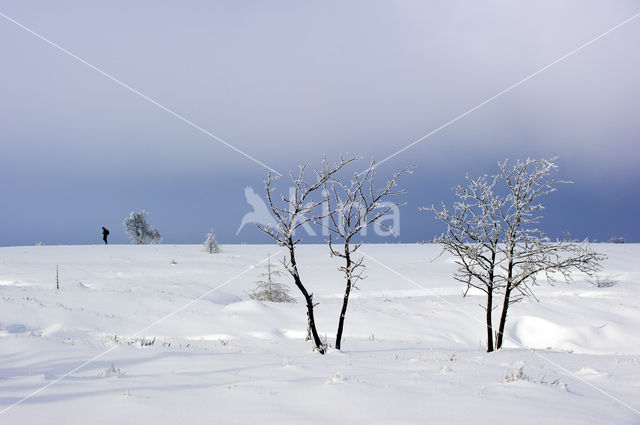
xmin=494 ymin=158 xmax=605 ymax=349
xmin=123 ymin=210 xmax=162 ymax=245
xmin=321 ymin=159 xmax=411 ymax=350
xmin=258 ymin=156 xmax=355 ymax=354
xmin=428 ymin=173 xmax=504 ymax=352
xmin=248 ymin=254 xmax=295 ymax=303
xmin=557 ymin=230 xmax=577 ymax=242
xmin=607 ymin=237 xmax=625 ymax=244
xmin=203 ymin=231 xmax=221 ymax=253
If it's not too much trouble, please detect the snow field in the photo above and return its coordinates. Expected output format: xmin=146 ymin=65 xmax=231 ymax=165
xmin=0 ymin=244 xmax=638 ymax=424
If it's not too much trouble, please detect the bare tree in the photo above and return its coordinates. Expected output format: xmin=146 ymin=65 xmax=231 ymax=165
xmin=428 ymin=174 xmax=504 ymax=352
xmin=494 ymin=158 xmax=605 ymax=349
xmin=430 ymin=158 xmax=605 ymax=352
xmin=258 ymin=157 xmax=356 ymax=354
xmin=322 ymin=159 xmax=411 ymax=350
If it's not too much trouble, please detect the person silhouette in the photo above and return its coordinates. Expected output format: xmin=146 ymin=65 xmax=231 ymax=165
xmin=102 ymin=227 xmax=110 ymax=244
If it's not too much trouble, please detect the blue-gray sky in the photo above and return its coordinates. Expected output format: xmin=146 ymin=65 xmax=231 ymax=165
xmin=1 ymin=1 xmax=639 ymax=246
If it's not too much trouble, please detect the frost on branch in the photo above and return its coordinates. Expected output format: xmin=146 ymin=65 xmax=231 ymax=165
xmin=203 ymin=231 xmax=222 ymax=254
xmin=427 ymin=172 xmax=504 ymax=352
xmin=494 ymin=158 xmax=605 ymax=349
xmin=321 ymin=158 xmax=412 ymax=350
xmin=257 ymin=156 xmax=356 ymax=354
xmin=429 ymin=157 xmax=606 ymax=352
xmin=123 ymin=210 xmax=162 ymax=245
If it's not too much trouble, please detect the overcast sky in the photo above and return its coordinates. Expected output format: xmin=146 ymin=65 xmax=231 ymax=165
xmin=1 ymin=0 xmax=639 ymax=246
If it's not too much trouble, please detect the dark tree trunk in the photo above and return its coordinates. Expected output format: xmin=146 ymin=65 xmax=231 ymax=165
xmin=288 ymin=245 xmax=325 ymax=354
xmin=335 ymin=245 xmax=352 ymax=350
xmin=486 ymin=289 xmax=494 ymax=352
xmin=485 ymin=250 xmax=496 ymax=352
xmin=496 ymin=253 xmax=514 ymax=350
xmin=496 ymin=286 xmax=511 ymax=350
xmin=305 ymin=311 xmax=312 ymax=341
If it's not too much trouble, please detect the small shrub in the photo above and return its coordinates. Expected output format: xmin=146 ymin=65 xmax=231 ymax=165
xmin=203 ymin=231 xmax=222 ymax=254
xmin=98 ymin=363 xmax=124 ymax=378
xmin=247 ymin=254 xmax=295 ymax=303
xmin=587 ymin=274 xmax=617 ymax=288
xmin=502 ymin=365 xmax=527 ymax=383
xmin=502 ymin=363 xmax=568 ymax=391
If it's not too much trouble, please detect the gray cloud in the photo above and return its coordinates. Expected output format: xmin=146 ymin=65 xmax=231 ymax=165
xmin=1 ymin=0 xmax=638 ymax=245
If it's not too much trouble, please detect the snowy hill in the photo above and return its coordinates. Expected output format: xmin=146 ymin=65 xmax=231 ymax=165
xmin=0 ymin=244 xmax=638 ymax=424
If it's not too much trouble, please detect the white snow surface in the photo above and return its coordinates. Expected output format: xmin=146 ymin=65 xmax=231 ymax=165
xmin=0 ymin=243 xmax=638 ymax=424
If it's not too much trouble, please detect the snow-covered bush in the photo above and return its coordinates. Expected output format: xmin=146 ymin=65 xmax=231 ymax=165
xmin=98 ymin=363 xmax=124 ymax=378
xmin=607 ymin=236 xmax=625 ymax=244
xmin=128 ymin=337 xmax=156 ymax=347
xmin=587 ymin=274 xmax=617 ymax=288
xmin=502 ymin=363 xmax=568 ymax=390
xmin=502 ymin=364 xmax=528 ymax=383
xmin=123 ymin=210 xmax=162 ymax=245
xmin=248 ymin=254 xmax=295 ymax=303
xmin=203 ymin=231 xmax=222 ymax=254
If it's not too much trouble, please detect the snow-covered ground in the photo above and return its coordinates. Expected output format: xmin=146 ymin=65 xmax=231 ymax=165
xmin=0 ymin=244 xmax=638 ymax=424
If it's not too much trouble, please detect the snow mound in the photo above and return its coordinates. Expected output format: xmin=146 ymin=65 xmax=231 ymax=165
xmin=221 ymin=300 xmax=268 ymax=315
xmin=508 ymin=316 xmax=611 ymax=353
xmin=205 ymin=291 xmax=243 ymax=305
xmin=281 ymin=329 xmax=308 ymax=339
xmin=74 ymin=281 xmax=90 ymax=290
xmin=575 ymin=367 xmax=609 ymax=377
xmin=185 ymin=334 xmax=234 ymax=342
xmin=247 ymin=330 xmax=283 ymax=339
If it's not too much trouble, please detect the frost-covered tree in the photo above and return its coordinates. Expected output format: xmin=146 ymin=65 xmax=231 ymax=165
xmin=123 ymin=210 xmax=162 ymax=245
xmin=428 ymin=173 xmax=504 ymax=352
xmin=258 ymin=156 xmax=356 ymax=354
xmin=248 ymin=254 xmax=295 ymax=303
xmin=203 ymin=231 xmax=221 ymax=253
xmin=430 ymin=158 xmax=605 ymax=352
xmin=494 ymin=158 xmax=605 ymax=349
xmin=321 ymin=159 xmax=411 ymax=350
